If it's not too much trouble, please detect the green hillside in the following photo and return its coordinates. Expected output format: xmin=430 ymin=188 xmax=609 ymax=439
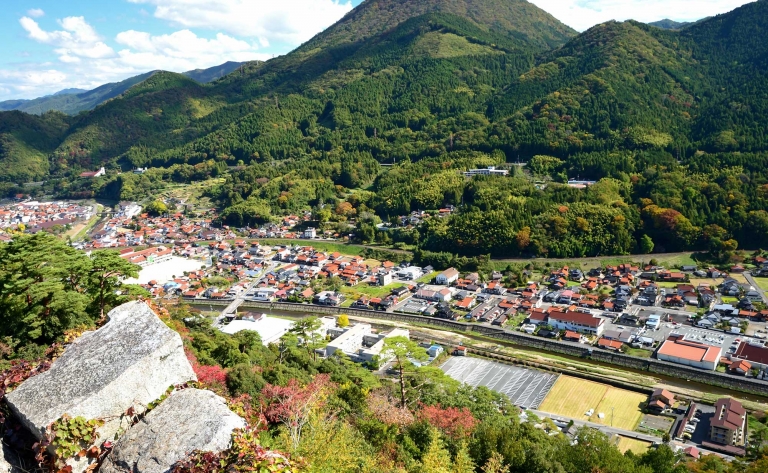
xmin=297 ymin=0 xmax=577 ymax=54
xmin=0 ymin=111 xmax=69 ymax=182
xmin=3 ymin=0 xmax=768 ymax=258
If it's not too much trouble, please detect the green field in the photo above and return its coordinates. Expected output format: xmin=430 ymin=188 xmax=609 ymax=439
xmin=416 ymin=271 xmax=437 ymax=283
xmin=616 ymin=437 xmax=651 ymax=454
xmin=488 ymin=253 xmax=699 ymax=273
xmin=337 ymin=282 xmax=406 ymax=303
xmin=257 ymin=239 xmax=410 ymax=261
xmin=752 ymin=278 xmax=768 ymax=292
xmin=623 ymin=348 xmax=653 ymax=358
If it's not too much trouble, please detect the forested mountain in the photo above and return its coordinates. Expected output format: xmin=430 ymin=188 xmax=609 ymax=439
xmin=0 ymin=111 xmax=69 ymax=183
xmin=648 ymin=19 xmax=694 ymax=30
xmin=182 ymin=60 xmax=249 ymax=83
xmin=0 ymin=61 xmax=248 ymax=116
xmin=297 ymin=0 xmax=577 ymax=54
xmin=3 ymin=0 xmax=768 ymax=257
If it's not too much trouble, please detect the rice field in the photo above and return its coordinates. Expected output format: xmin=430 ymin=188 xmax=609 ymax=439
xmin=538 ymin=376 xmax=646 ymax=431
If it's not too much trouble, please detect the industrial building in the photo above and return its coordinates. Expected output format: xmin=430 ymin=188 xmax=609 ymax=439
xmin=324 ymin=323 xmax=410 ymax=364
xmin=656 ymin=334 xmax=722 ymax=370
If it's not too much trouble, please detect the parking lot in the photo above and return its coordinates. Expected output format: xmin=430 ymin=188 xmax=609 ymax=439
xmin=599 ymin=308 xmax=743 ymax=352
xmin=441 ymin=357 xmax=559 ymax=409
xmin=396 ymin=298 xmax=432 ymax=315
xmin=681 ymin=404 xmax=715 ymax=445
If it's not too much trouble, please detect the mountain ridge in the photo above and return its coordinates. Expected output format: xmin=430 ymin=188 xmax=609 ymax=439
xmin=0 ymin=61 xmax=252 ymax=116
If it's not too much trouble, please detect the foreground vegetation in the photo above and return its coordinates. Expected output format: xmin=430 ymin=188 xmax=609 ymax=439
xmin=1 ymin=233 xmax=768 ymax=471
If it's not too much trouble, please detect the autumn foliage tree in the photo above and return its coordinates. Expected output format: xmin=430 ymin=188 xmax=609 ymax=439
xmin=417 ymin=403 xmax=478 ymax=439
xmin=262 ymin=374 xmax=333 ymax=450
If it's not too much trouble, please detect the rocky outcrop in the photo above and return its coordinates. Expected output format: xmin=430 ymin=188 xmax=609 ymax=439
xmin=0 ymin=446 xmax=11 ymax=473
xmin=100 ymin=389 xmax=244 ymax=473
xmin=5 ymin=301 xmax=196 ymax=443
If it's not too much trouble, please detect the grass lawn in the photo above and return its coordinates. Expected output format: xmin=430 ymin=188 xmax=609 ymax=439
xmin=539 ymin=376 xmax=609 ymax=421
xmin=482 ymin=252 xmax=701 ymax=275
xmin=752 ymin=277 xmax=768 ymax=292
xmin=539 ymin=376 xmax=645 ymax=431
xmin=655 ymin=253 xmax=698 ymax=268
xmin=338 ymin=282 xmax=406 ymax=301
xmin=623 ymin=348 xmax=653 ymax=358
xmin=590 ymin=388 xmax=646 ymax=430
xmin=416 ymin=271 xmax=437 ymax=283
xmin=616 ymin=437 xmax=651 ymax=455
xmin=257 ymin=239 xmax=409 ymax=260
xmin=721 ymin=296 xmax=739 ymax=304
xmin=729 ymin=274 xmax=749 ymax=285
xmin=655 ymin=282 xmax=680 ymax=289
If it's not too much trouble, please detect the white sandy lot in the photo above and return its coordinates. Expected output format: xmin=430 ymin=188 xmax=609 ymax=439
xmin=124 ymin=256 xmax=208 ymax=285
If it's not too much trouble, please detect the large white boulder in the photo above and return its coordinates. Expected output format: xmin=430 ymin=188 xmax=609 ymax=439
xmin=100 ymin=389 xmax=245 ymax=473
xmin=0 ymin=447 xmax=10 ymax=473
xmin=5 ymin=301 xmax=196 ymax=444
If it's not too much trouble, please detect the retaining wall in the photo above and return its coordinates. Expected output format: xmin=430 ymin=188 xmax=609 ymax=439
xmin=189 ymin=300 xmax=768 ymax=396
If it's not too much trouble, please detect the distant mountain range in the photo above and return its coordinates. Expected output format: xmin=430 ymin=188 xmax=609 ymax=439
xmin=648 ymin=18 xmax=709 ymax=30
xmin=2 ymin=0 xmax=768 ymax=191
xmin=0 ymin=61 xmax=248 ymax=116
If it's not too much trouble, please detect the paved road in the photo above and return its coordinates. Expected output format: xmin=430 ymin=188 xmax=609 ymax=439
xmin=745 ymin=272 xmax=768 ymax=304
xmin=529 ymin=409 xmax=735 ymax=460
xmin=218 ymin=262 xmax=276 ymax=319
xmin=529 ymin=409 xmax=661 ymax=443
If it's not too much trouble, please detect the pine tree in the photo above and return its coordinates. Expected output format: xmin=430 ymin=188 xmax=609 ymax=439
xmin=482 ymin=452 xmax=509 ymax=473
xmin=452 ymin=441 xmax=476 ymax=473
xmin=420 ymin=430 xmax=452 ymax=473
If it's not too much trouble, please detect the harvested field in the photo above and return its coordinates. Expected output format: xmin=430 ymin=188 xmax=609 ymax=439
xmin=539 ymin=376 xmax=646 ymax=430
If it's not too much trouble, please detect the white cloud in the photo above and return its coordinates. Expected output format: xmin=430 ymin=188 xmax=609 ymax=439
xmin=112 ymin=29 xmax=264 ymax=72
xmin=128 ymin=0 xmax=354 ymax=45
xmin=0 ymin=69 xmax=67 ymax=97
xmin=3 ymin=16 xmax=269 ymax=100
xmin=27 ymin=8 xmax=45 ymax=18
xmin=19 ymin=16 xmax=115 ymax=60
xmin=528 ymin=0 xmax=756 ymax=31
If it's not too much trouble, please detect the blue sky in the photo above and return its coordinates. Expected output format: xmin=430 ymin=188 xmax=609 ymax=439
xmin=0 ymin=0 xmax=756 ymax=101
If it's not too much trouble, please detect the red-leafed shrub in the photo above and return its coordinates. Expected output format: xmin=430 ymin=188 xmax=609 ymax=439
xmin=262 ymin=374 xmax=333 ymax=449
xmin=185 ymin=349 xmax=226 ymax=390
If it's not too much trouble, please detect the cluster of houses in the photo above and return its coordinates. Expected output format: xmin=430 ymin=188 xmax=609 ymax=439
xmin=0 ymin=200 xmax=94 ymax=235
xmin=84 ymin=206 xmax=228 ymax=249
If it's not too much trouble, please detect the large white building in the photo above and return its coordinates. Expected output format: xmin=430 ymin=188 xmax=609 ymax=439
xmin=326 ymin=324 xmax=372 ymax=358
xmin=221 ymin=314 xmax=294 ymax=345
xmin=548 ymin=310 xmax=605 ymax=336
xmin=463 ymin=166 xmax=509 ymax=177
xmin=359 ymin=328 xmax=411 ymax=363
xmin=324 ymin=324 xmax=410 ymax=363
